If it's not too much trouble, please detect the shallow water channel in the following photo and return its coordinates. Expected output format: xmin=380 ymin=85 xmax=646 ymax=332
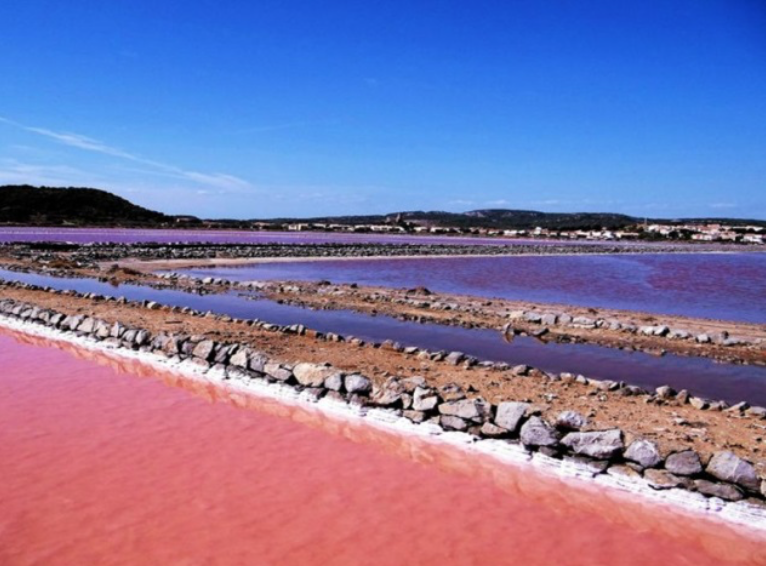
xmin=2 ymin=268 xmax=765 ymax=406
xmin=180 ymin=253 xmax=766 ymax=322
xmin=1 ymin=331 xmax=764 ymax=565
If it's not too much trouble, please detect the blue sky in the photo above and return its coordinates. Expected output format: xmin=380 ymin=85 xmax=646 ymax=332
xmin=1 ymin=1 xmax=765 ymax=219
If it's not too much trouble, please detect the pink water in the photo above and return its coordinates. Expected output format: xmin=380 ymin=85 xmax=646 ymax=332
xmin=1 ymin=330 xmax=765 ymax=565
xmin=192 ymin=253 xmax=766 ymax=322
xmin=0 ymin=227 xmax=565 ymax=246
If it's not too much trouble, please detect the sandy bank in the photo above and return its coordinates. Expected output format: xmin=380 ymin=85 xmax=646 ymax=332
xmin=111 ymin=248 xmax=760 ymax=273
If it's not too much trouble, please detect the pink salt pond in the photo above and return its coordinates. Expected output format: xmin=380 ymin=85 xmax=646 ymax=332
xmin=1 ymin=330 xmax=764 ymax=565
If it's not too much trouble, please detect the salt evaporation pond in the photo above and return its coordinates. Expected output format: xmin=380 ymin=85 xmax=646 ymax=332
xmin=0 ymin=226 xmax=574 ymax=246
xmin=1 ymin=330 xmax=764 ymax=565
xmin=183 ymin=253 xmax=766 ymax=323
xmin=2 ymin=268 xmax=766 ymax=406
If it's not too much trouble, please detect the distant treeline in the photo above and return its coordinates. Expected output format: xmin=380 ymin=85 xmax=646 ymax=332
xmin=1 ymin=185 xmax=764 ymax=230
xmin=255 ymin=209 xmax=766 ymax=231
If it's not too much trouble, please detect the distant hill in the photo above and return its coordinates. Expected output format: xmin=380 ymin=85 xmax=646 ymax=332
xmin=260 ymin=209 xmax=637 ymax=230
xmin=258 ymin=209 xmax=766 ymax=230
xmin=1 ymin=185 xmax=764 ymax=230
xmin=0 ymin=185 xmax=172 ymax=226
xmin=400 ymin=209 xmax=638 ymax=230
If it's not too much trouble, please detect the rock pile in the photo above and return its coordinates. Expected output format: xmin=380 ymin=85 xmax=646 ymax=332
xmin=505 ymin=310 xmax=760 ymax=349
xmin=3 ymin=241 xmax=732 ymax=269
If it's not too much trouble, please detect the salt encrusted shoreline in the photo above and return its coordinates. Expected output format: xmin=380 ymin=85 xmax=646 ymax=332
xmin=1 ymin=310 xmax=766 ymax=533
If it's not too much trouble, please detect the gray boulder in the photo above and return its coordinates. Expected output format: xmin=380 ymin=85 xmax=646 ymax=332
xmin=248 ymin=353 xmax=268 ymax=373
xmin=110 ymin=321 xmax=126 ymax=338
xmin=665 ymin=450 xmax=703 ymax=476
xmin=655 ymin=385 xmax=676 ymax=400
xmin=706 ymin=451 xmax=760 ymax=491
xmin=192 ymin=340 xmax=216 ymax=361
xmin=572 ymin=316 xmax=595 ymax=327
xmin=494 ymin=401 xmax=529 ymax=433
xmin=78 ymin=317 xmax=96 ymax=334
xmin=440 ymin=415 xmax=468 ymax=431
xmin=344 ymin=374 xmax=372 ymax=395
xmin=541 ymin=313 xmax=558 ymax=325
xmin=555 ymin=410 xmax=588 ymax=430
xmin=371 ymin=378 xmax=404 ymax=406
xmin=694 ymin=479 xmax=743 ymax=502
xmin=413 ymin=387 xmax=439 ymax=412
xmin=561 ymin=429 xmax=623 ymax=459
xmin=445 ymin=351 xmax=466 ymax=365
xmin=523 ymin=312 xmax=542 ymax=323
xmin=438 ymin=399 xmax=489 ymax=423
xmin=644 ymin=469 xmax=683 ymax=490
xmin=229 ymin=348 xmax=250 ymax=368
xmin=264 ymin=362 xmax=293 ymax=382
xmin=293 ymin=363 xmax=336 ymax=387
xmin=624 ymin=439 xmax=662 ymax=469
xmin=163 ymin=335 xmax=183 ymax=356
xmin=520 ymin=416 xmax=559 ymax=447
xmin=324 ymin=372 xmax=344 ymax=392
xmin=94 ymin=320 xmax=111 ymax=339
xmin=122 ymin=329 xmax=138 ymax=345
xmin=689 ymin=397 xmax=709 ymax=410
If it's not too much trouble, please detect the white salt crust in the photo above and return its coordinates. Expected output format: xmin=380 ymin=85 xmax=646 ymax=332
xmin=1 ymin=313 xmax=765 ymax=533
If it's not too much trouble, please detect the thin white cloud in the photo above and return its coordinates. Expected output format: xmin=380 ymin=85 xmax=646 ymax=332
xmin=709 ymin=202 xmax=737 ymax=209
xmin=23 ymin=126 xmax=137 ymax=160
xmin=0 ymin=115 xmax=253 ymax=191
xmin=0 ymin=158 xmax=99 ymax=187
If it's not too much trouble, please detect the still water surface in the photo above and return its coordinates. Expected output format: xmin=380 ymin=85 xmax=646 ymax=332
xmin=0 ymin=227 xmax=568 ymax=246
xmin=184 ymin=253 xmax=766 ymax=323
xmin=1 ymin=330 xmax=764 ymax=565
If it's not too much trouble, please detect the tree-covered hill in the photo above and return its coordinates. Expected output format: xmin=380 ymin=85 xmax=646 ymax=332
xmin=0 ymin=185 xmax=171 ymax=226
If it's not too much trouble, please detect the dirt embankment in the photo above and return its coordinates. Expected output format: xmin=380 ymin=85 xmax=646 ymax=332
xmin=255 ymin=280 xmax=766 ymax=366
xmin=1 ymin=251 xmax=764 ymax=366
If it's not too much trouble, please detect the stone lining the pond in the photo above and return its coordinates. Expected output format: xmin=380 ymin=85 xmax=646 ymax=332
xmin=1 ymin=291 xmax=765 ymax=512
xmin=5 ymin=241 xmax=746 ymax=269
xmin=3 ymin=262 xmax=764 ymax=371
xmin=1 ymin=276 xmax=765 ymax=420
xmin=503 ymin=310 xmax=763 ymax=349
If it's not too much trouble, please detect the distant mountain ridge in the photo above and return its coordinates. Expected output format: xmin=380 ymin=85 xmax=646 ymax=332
xmin=260 ymin=209 xmax=766 ymax=230
xmin=1 ymin=184 xmax=764 ymax=229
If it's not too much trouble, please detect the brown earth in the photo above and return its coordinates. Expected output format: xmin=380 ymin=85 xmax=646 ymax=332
xmin=258 ymin=280 xmax=766 ymax=366
xmin=2 ymin=253 xmax=764 ymax=366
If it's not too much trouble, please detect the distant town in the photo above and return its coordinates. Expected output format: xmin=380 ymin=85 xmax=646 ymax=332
xmin=200 ymin=218 xmax=766 ymax=245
